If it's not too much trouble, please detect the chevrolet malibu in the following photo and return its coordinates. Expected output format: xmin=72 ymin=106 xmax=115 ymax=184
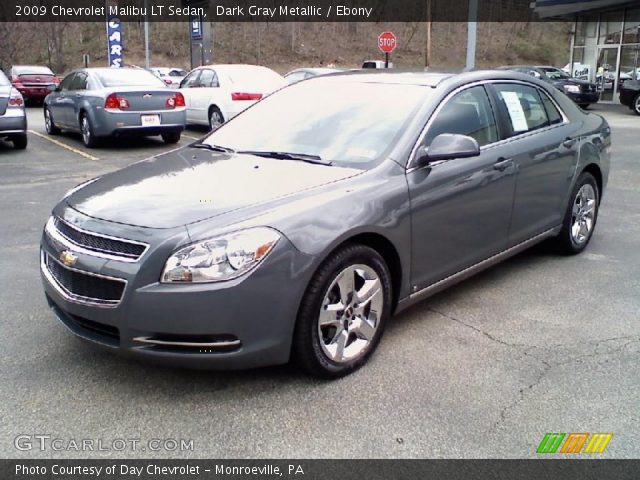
xmin=41 ymin=71 xmax=610 ymax=378
xmin=44 ymin=68 xmax=186 ymax=147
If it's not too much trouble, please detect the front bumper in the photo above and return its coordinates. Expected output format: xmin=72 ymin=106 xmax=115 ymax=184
xmin=0 ymin=108 xmax=27 ymax=135
xmin=90 ymin=108 xmax=186 ymax=137
xmin=40 ymin=210 xmax=315 ymax=370
xmin=567 ymin=91 xmax=599 ymax=105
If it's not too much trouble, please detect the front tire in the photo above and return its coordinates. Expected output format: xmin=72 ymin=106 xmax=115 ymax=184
xmin=44 ymin=107 xmax=60 ymax=135
xmin=293 ymin=244 xmax=392 ymax=378
xmin=80 ymin=113 xmax=98 ymax=148
xmin=161 ymin=131 xmax=181 ymax=144
xmin=553 ymin=172 xmax=599 ymax=255
xmin=12 ymin=134 xmax=27 ymax=150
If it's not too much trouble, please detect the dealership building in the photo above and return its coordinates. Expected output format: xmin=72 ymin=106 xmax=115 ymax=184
xmin=535 ymin=0 xmax=640 ymax=103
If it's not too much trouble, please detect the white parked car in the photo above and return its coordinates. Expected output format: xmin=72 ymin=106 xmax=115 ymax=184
xmin=178 ymin=64 xmax=286 ymax=129
xmin=148 ymin=67 xmax=188 ymax=88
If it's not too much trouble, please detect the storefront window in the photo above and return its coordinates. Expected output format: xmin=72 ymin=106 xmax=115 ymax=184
xmin=575 ymin=15 xmax=597 ymax=46
xmin=599 ymin=12 xmax=624 ymax=44
xmin=622 ymin=8 xmax=640 ymax=44
xmin=571 ymin=46 xmax=596 ymax=81
xmin=620 ymin=45 xmax=640 ymax=84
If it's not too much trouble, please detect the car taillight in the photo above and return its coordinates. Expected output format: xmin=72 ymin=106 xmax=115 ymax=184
xmin=231 ymin=92 xmax=262 ymax=101
xmin=166 ymin=92 xmax=185 ymax=108
xmin=105 ymin=93 xmax=130 ymax=110
xmin=12 ymin=76 xmax=22 ymax=85
xmin=8 ymin=89 xmax=24 ymax=107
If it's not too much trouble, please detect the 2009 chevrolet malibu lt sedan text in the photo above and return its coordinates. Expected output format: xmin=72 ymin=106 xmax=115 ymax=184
xmin=40 ymin=70 xmax=610 ymax=378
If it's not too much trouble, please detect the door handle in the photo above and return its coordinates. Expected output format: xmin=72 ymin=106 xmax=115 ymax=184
xmin=562 ymin=137 xmax=577 ymax=148
xmin=493 ymin=157 xmax=513 ymax=172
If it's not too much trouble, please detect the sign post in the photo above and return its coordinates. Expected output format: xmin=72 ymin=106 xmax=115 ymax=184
xmin=378 ymin=31 xmax=397 ymax=68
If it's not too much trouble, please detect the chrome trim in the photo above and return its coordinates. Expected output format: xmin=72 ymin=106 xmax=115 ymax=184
xmin=406 ymin=79 xmax=571 ymax=172
xmin=396 ymin=227 xmax=561 ymax=313
xmin=41 ymin=251 xmax=127 ymax=308
xmin=46 ymin=216 xmax=149 ymax=263
xmin=132 ymin=337 xmax=241 ymax=348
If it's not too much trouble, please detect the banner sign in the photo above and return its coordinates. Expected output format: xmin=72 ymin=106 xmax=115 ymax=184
xmin=106 ymin=13 xmax=124 ymax=67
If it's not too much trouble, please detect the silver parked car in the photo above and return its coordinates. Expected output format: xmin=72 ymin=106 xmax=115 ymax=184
xmin=0 ymin=70 xmax=27 ymax=149
xmin=41 ymin=70 xmax=610 ymax=378
xmin=44 ymin=68 xmax=186 ymax=147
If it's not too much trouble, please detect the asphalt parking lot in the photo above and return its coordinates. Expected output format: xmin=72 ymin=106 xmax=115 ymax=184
xmin=1 ymin=105 xmax=638 ymax=459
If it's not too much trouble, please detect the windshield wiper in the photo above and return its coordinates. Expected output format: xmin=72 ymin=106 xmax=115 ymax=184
xmin=238 ymin=150 xmax=333 ymax=166
xmin=190 ymin=143 xmax=236 ymax=154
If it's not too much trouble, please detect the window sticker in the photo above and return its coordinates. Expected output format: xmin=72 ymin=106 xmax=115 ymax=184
xmin=501 ymin=91 xmax=529 ymax=133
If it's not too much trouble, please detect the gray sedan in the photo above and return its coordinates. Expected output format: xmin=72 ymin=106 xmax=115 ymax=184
xmin=44 ymin=68 xmax=186 ymax=148
xmin=0 ymin=70 xmax=27 ymax=149
xmin=40 ymin=70 xmax=610 ymax=378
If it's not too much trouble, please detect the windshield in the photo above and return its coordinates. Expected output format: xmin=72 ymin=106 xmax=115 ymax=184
xmin=204 ymin=78 xmax=429 ymax=167
xmin=542 ymin=68 xmax=571 ymax=80
xmin=14 ymin=66 xmax=54 ymax=76
xmin=0 ymin=71 xmax=9 ymax=86
xmin=95 ymin=69 xmax=166 ymax=88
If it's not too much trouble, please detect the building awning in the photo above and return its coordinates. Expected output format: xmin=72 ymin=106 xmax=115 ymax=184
xmin=534 ymin=0 xmax=636 ymax=18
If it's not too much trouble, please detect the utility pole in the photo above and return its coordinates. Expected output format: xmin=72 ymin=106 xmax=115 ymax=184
xmin=424 ymin=0 xmax=432 ymax=68
xmin=465 ymin=0 xmax=478 ymax=70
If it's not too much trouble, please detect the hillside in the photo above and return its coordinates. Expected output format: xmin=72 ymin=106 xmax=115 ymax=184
xmin=0 ymin=21 xmax=572 ymax=74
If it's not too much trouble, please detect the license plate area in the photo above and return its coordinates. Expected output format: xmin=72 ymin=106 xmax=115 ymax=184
xmin=141 ymin=114 xmax=161 ymax=126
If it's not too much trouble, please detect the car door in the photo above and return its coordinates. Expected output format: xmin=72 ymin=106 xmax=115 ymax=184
xmin=178 ymin=69 xmax=202 ymax=123
xmin=488 ymin=82 xmax=580 ymax=246
xmin=407 ymin=85 xmax=517 ymax=291
xmin=49 ymin=72 xmax=76 ymax=127
xmin=66 ymin=71 xmax=89 ymax=129
xmin=188 ymin=68 xmax=220 ymax=124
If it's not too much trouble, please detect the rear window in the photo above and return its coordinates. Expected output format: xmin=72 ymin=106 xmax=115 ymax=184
xmin=0 ymin=71 xmax=9 ymax=86
xmin=13 ymin=66 xmax=54 ymax=76
xmin=95 ymin=69 xmax=166 ymax=88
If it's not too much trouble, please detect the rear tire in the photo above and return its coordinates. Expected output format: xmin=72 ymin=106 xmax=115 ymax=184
xmin=161 ymin=131 xmax=181 ymax=144
xmin=208 ymin=106 xmax=224 ymax=131
xmin=12 ymin=134 xmax=27 ymax=150
xmin=80 ymin=113 xmax=98 ymax=148
xmin=633 ymin=94 xmax=640 ymax=116
xmin=44 ymin=107 xmax=60 ymax=135
xmin=292 ymin=244 xmax=392 ymax=379
xmin=552 ymin=172 xmax=599 ymax=255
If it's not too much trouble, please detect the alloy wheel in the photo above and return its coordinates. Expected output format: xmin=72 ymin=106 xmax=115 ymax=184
xmin=570 ymin=183 xmax=596 ymax=245
xmin=81 ymin=117 xmax=91 ymax=145
xmin=209 ymin=109 xmax=223 ymax=130
xmin=318 ymin=264 xmax=383 ymax=363
xmin=45 ymin=109 xmax=52 ymax=132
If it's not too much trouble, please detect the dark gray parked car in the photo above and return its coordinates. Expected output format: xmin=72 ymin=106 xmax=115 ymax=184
xmin=44 ymin=68 xmax=186 ymax=148
xmin=0 ymin=70 xmax=27 ymax=149
xmin=40 ymin=70 xmax=610 ymax=378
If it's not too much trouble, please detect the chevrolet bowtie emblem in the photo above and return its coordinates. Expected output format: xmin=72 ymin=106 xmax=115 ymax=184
xmin=59 ymin=250 xmax=78 ymax=267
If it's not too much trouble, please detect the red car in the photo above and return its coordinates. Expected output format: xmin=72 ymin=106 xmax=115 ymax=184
xmin=9 ymin=65 xmax=59 ymax=104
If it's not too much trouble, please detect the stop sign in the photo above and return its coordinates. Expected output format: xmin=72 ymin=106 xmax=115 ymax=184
xmin=378 ymin=31 xmax=397 ymax=54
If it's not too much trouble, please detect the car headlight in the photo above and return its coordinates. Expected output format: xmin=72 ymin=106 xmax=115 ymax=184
xmin=61 ymin=178 xmax=99 ymax=201
xmin=161 ymin=227 xmax=280 ymax=283
xmin=563 ymin=84 xmax=581 ymax=94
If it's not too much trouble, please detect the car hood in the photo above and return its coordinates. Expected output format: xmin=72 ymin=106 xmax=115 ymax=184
xmin=553 ymin=78 xmax=594 ymax=87
xmin=66 ymin=148 xmax=362 ymax=229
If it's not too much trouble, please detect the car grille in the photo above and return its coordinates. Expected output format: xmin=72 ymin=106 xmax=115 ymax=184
xmin=43 ymin=252 xmax=126 ymax=307
xmin=583 ymin=84 xmax=597 ymax=93
xmin=52 ymin=217 xmax=147 ymax=261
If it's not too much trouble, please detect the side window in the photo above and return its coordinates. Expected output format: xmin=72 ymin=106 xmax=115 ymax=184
xmin=59 ymin=73 xmax=76 ymax=91
xmin=539 ymin=90 xmax=564 ymax=125
xmin=493 ymin=83 xmax=550 ymax=136
xmin=69 ymin=72 xmax=88 ymax=91
xmin=198 ymin=69 xmax=219 ymax=88
xmin=181 ymin=70 xmax=200 ymax=88
xmin=425 ymin=86 xmax=498 ymax=147
xmin=285 ymin=71 xmax=306 ymax=83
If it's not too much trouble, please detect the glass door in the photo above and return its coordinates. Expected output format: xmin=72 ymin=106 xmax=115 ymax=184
xmin=596 ymin=47 xmax=620 ymax=101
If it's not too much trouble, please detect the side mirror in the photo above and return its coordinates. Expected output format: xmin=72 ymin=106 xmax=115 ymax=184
xmin=415 ymin=133 xmax=480 ymax=167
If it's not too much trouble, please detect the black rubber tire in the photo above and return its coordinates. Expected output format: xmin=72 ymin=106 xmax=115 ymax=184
xmin=292 ymin=244 xmax=392 ymax=379
xmin=80 ymin=113 xmax=98 ymax=148
xmin=633 ymin=94 xmax=640 ymax=116
xmin=12 ymin=134 xmax=27 ymax=150
xmin=44 ymin=107 xmax=60 ymax=135
xmin=208 ymin=106 xmax=224 ymax=131
xmin=553 ymin=172 xmax=600 ymax=255
xmin=161 ymin=131 xmax=181 ymax=144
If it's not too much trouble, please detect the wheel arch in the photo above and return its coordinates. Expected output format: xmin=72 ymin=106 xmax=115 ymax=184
xmin=581 ymin=163 xmax=603 ymax=203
